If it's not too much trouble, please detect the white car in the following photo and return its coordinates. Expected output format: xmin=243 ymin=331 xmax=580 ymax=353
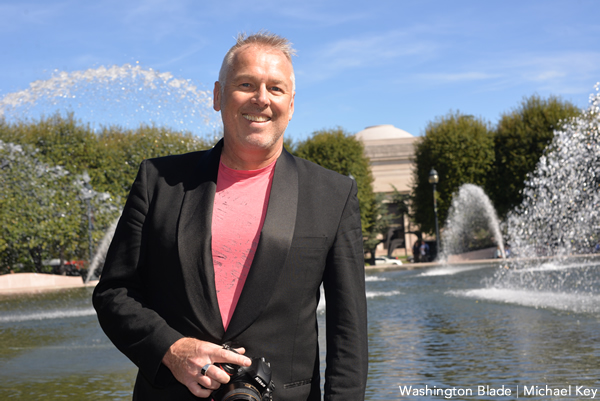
xmin=374 ymin=256 xmax=403 ymax=266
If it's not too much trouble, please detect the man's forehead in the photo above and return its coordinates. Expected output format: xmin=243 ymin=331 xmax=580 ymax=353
xmin=228 ymin=46 xmax=294 ymax=81
xmin=233 ymin=44 xmax=291 ymax=65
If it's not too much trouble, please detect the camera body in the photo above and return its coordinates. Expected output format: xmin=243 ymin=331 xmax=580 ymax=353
xmin=212 ymin=352 xmax=275 ymax=401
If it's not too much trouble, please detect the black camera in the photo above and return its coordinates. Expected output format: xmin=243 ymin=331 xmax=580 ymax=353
xmin=212 ymin=347 xmax=275 ymax=401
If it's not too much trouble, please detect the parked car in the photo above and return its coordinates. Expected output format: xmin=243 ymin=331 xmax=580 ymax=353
xmin=43 ymin=259 xmax=86 ymax=276
xmin=374 ymin=256 xmax=403 ymax=266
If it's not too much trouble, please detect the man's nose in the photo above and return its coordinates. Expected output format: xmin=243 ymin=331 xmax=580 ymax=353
xmin=253 ymin=85 xmax=270 ymax=107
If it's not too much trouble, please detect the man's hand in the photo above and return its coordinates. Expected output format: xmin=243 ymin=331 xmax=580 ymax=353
xmin=162 ymin=338 xmax=252 ymax=398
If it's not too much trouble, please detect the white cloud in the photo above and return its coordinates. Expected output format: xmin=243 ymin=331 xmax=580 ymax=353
xmin=416 ymin=72 xmax=500 ymax=83
xmin=491 ymin=51 xmax=600 ymax=94
xmin=153 ymin=43 xmax=210 ymax=69
xmin=404 ymin=50 xmax=600 ymax=97
xmin=300 ymin=30 xmax=439 ymax=82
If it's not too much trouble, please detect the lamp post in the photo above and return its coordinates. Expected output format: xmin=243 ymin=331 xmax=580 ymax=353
xmin=81 ymin=172 xmax=94 ymax=265
xmin=428 ymin=168 xmax=441 ymax=257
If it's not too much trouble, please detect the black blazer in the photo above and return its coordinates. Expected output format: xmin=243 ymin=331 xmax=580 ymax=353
xmin=93 ymin=140 xmax=368 ymax=400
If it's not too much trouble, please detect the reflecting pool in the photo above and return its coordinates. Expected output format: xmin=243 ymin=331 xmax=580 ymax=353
xmin=365 ymin=260 xmax=600 ymax=400
xmin=0 ymin=288 xmax=136 ymax=399
xmin=2 ymin=260 xmax=600 ymax=400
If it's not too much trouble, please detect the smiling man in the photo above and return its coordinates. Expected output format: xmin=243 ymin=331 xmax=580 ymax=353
xmin=214 ymin=41 xmax=295 ymax=170
xmin=93 ymin=32 xmax=368 ymax=401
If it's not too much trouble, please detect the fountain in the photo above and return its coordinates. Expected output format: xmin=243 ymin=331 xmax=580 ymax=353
xmin=0 ymin=64 xmax=220 ymax=136
xmin=0 ymin=64 xmax=221 ymax=282
xmin=440 ymin=183 xmax=505 ymax=262
xmin=84 ymin=217 xmax=119 ymax=283
xmin=432 ymin=84 xmax=600 ymax=314
xmin=479 ymin=84 xmax=600 ymax=308
xmin=504 ymin=84 xmax=600 ymax=259
xmin=441 ymin=85 xmax=599 ymax=266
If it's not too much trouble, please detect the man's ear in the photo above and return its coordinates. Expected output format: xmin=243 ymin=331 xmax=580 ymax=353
xmin=288 ymin=91 xmax=295 ymax=121
xmin=213 ymin=81 xmax=221 ymax=112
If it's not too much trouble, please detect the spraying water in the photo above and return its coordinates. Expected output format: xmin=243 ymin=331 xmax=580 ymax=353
xmin=504 ymin=84 xmax=600 ymax=259
xmin=84 ymin=217 xmax=120 ymax=283
xmin=0 ymin=64 xmax=220 ymax=136
xmin=441 ymin=184 xmax=505 ymax=261
xmin=1 ymin=64 xmax=219 ymax=278
xmin=433 ymin=85 xmax=600 ymax=313
xmin=479 ymin=85 xmax=600 ymax=310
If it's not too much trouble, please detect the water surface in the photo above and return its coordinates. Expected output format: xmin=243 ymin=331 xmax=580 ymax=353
xmin=2 ymin=260 xmax=599 ymax=400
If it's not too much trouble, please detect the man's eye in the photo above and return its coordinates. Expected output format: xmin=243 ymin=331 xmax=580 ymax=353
xmin=271 ymin=86 xmax=282 ymax=92
xmin=240 ymin=83 xmax=251 ymax=88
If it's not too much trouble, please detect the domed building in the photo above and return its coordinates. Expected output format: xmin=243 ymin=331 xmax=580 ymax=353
xmin=355 ymin=124 xmax=416 ymax=194
xmin=355 ymin=125 xmax=420 ymax=259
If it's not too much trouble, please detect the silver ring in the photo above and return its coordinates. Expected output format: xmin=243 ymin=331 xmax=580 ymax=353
xmin=200 ymin=364 xmax=211 ymax=376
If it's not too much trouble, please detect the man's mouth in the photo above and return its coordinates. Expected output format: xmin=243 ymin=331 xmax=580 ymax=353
xmin=243 ymin=114 xmax=271 ymax=122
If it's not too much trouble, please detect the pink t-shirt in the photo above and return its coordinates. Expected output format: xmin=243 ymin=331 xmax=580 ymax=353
xmin=211 ymin=160 xmax=275 ymax=330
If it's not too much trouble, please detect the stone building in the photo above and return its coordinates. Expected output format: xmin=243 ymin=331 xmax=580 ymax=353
xmin=355 ymin=125 xmax=416 ymax=195
xmin=355 ymin=125 xmax=419 ymax=257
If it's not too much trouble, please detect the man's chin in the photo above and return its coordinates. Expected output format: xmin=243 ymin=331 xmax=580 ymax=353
xmin=240 ymin=133 xmax=283 ymax=151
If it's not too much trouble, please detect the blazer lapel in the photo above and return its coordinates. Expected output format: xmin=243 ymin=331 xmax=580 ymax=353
xmin=177 ymin=140 xmax=225 ymax=341
xmin=224 ymin=149 xmax=299 ymax=341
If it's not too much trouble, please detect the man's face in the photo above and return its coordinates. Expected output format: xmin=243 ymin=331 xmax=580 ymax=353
xmin=214 ymin=45 xmax=295 ymax=157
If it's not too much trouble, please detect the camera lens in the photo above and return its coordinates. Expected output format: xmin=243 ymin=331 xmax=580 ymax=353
xmin=217 ymin=382 xmax=262 ymax=401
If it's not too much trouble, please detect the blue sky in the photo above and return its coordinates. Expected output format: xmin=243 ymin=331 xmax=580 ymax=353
xmin=1 ymin=0 xmax=599 ymax=141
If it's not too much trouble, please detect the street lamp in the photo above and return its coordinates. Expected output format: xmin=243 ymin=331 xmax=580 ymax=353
xmin=81 ymin=171 xmax=94 ymax=265
xmin=428 ymin=168 xmax=441 ymax=258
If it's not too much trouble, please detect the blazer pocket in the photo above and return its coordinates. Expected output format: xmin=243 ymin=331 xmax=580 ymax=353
xmin=281 ymin=378 xmax=314 ymax=399
xmin=283 ymin=378 xmax=312 ymax=389
xmin=291 ymin=236 xmax=327 ymax=249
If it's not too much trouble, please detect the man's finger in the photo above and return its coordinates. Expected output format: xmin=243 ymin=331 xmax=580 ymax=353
xmin=187 ymin=381 xmax=213 ymax=398
xmin=215 ymin=346 xmax=252 ymax=366
xmin=200 ymin=363 xmax=212 ymax=377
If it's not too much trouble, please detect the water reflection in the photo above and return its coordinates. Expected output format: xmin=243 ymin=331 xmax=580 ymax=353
xmin=365 ymin=262 xmax=600 ymax=400
xmin=0 ymin=288 xmax=137 ymax=399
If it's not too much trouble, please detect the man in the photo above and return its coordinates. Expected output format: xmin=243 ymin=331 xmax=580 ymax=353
xmin=93 ymin=31 xmax=368 ymax=400
xmin=420 ymin=241 xmax=430 ymax=263
xmin=412 ymin=240 xmax=421 ymax=263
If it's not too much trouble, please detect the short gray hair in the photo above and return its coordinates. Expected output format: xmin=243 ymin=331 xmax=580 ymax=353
xmin=218 ymin=31 xmax=296 ymax=92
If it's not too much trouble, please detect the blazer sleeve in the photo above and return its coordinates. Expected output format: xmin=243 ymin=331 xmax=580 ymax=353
xmin=92 ymin=160 xmax=184 ymax=385
xmin=322 ymin=178 xmax=369 ymax=400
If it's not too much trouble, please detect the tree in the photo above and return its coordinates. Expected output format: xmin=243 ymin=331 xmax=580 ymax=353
xmin=0 ymin=113 xmax=212 ymax=202
xmin=363 ymin=193 xmax=394 ymax=264
xmin=0 ymin=113 xmax=212 ymax=273
xmin=488 ymin=95 xmax=580 ymax=218
xmin=95 ymin=123 xmax=212 ymax=199
xmin=411 ymin=112 xmax=494 ymax=234
xmin=293 ymin=128 xmax=377 ymax=239
xmin=362 ymin=187 xmax=411 ymax=264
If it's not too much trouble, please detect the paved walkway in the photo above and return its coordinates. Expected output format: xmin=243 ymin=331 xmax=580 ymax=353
xmin=3 ymin=254 xmax=597 ymax=294
xmin=0 ymin=273 xmax=97 ymax=295
xmin=366 ymin=253 xmax=600 ymax=272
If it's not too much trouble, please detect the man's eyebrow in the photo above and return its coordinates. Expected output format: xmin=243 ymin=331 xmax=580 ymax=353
xmin=231 ymin=73 xmax=254 ymax=82
xmin=269 ymin=78 xmax=290 ymax=88
xmin=231 ymin=74 xmax=291 ymax=89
